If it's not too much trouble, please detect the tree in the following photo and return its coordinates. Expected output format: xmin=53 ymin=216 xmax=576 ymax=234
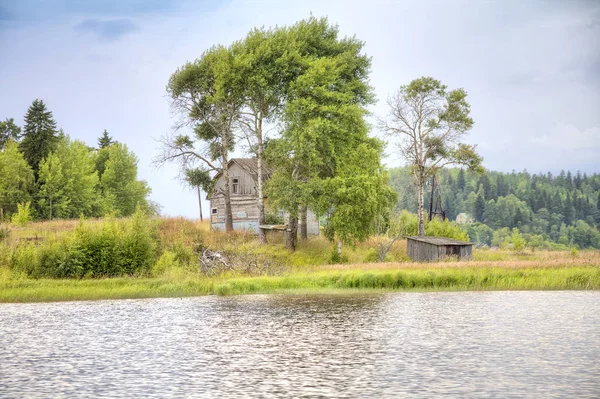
xmin=0 ymin=118 xmax=22 ymax=149
xmin=380 ymin=77 xmax=483 ymax=236
xmin=265 ymin=22 xmax=392 ymax=251
xmin=0 ymin=140 xmax=34 ymax=218
xmin=234 ymin=26 xmax=292 ymax=244
xmin=100 ymin=143 xmax=150 ymax=216
xmin=98 ymin=129 xmax=114 ymax=149
xmin=19 ymin=99 xmax=60 ymax=177
xmin=184 ymin=168 xmax=213 ymax=221
xmin=475 ymin=191 xmax=486 ymax=222
xmin=157 ymin=46 xmax=243 ymax=232
xmin=37 ymin=136 xmax=99 ymax=219
xmin=457 ymin=169 xmax=466 ymax=191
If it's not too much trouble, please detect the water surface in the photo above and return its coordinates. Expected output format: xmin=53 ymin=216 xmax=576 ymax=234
xmin=1 ymin=291 xmax=599 ymax=398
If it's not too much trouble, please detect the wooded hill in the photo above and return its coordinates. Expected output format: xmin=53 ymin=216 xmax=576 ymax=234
xmin=390 ymin=167 xmax=600 ymax=249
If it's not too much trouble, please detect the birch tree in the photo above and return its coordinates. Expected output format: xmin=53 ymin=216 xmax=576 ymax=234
xmin=157 ymin=46 xmax=243 ymax=232
xmin=380 ymin=77 xmax=483 ymax=236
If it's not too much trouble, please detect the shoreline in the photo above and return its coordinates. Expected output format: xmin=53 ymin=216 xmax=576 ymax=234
xmin=1 ymin=265 xmax=598 ymax=303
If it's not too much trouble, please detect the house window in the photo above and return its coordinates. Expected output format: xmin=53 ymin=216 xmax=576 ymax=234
xmin=211 ymin=208 xmax=217 ymax=215
xmin=232 ymin=177 xmax=239 ymax=194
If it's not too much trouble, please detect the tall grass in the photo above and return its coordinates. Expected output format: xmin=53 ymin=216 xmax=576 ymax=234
xmin=0 ymin=267 xmax=598 ymax=303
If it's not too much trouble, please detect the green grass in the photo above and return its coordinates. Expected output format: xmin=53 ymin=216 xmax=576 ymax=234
xmin=1 ymin=266 xmax=598 ymax=303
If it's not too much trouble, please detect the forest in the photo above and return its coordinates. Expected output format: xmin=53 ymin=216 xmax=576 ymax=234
xmin=0 ymin=100 xmax=153 ymax=222
xmin=391 ymin=167 xmax=600 ymax=249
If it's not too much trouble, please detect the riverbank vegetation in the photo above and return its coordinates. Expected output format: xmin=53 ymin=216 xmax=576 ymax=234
xmin=1 ymin=215 xmax=598 ymax=302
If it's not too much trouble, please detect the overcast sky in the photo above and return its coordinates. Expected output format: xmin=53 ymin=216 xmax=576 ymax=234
xmin=1 ymin=0 xmax=599 ymax=218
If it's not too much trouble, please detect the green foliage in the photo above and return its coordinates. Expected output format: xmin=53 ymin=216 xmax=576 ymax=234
xmin=9 ymin=209 xmax=157 ymax=278
xmin=37 ymin=136 xmax=99 ymax=219
xmin=0 ymin=140 xmax=34 ymax=216
xmin=98 ymin=129 xmax=114 ymax=149
xmin=328 ymin=246 xmax=349 ymax=264
xmin=264 ymin=213 xmax=284 ymax=225
xmin=19 ymin=99 xmax=59 ymax=176
xmin=390 ymin=166 xmax=600 ymax=249
xmin=11 ymin=202 xmax=32 ymax=226
xmin=0 ymin=225 xmax=9 ymax=242
xmin=510 ymin=228 xmax=526 ymax=252
xmin=0 ymin=118 xmax=22 ymax=149
xmin=98 ymin=143 xmax=150 ymax=216
xmin=381 ymin=77 xmax=483 ymax=235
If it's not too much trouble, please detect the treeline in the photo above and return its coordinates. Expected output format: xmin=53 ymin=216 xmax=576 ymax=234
xmin=390 ymin=167 xmax=600 ymax=249
xmin=0 ymin=99 xmax=152 ymax=221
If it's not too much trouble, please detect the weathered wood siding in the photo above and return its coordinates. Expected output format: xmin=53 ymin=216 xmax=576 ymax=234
xmin=209 ymin=163 xmax=319 ymax=235
xmin=407 ymin=238 xmax=472 ymax=262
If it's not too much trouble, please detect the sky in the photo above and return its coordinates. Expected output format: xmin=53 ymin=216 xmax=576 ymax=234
xmin=1 ymin=0 xmax=599 ymax=218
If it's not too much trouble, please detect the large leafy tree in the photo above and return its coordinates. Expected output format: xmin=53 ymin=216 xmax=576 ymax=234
xmin=0 ymin=140 xmax=34 ymax=218
xmin=19 ymin=99 xmax=60 ymax=177
xmin=0 ymin=118 xmax=22 ymax=149
xmin=99 ymin=143 xmax=150 ymax=217
xmin=266 ymin=21 xmax=394 ymax=251
xmin=380 ymin=77 xmax=483 ymax=236
xmin=234 ymin=26 xmax=295 ymax=243
xmin=157 ymin=45 xmax=243 ymax=232
xmin=37 ymin=136 xmax=99 ymax=219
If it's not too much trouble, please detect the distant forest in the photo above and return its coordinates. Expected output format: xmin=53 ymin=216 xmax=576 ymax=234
xmin=390 ymin=168 xmax=600 ymax=249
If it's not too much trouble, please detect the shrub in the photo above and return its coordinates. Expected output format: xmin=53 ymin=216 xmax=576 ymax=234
xmin=264 ymin=213 xmax=284 ymax=225
xmin=9 ymin=209 xmax=158 ymax=279
xmin=11 ymin=202 xmax=32 ymax=226
xmin=0 ymin=225 xmax=9 ymax=242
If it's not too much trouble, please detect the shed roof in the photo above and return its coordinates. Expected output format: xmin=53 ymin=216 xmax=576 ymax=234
xmin=406 ymin=236 xmax=473 ymax=246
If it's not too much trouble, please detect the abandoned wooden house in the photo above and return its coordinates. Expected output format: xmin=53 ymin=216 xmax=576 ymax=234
xmin=406 ymin=236 xmax=473 ymax=262
xmin=209 ymin=158 xmax=320 ymax=235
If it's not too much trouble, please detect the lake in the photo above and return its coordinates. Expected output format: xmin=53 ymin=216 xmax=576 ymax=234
xmin=1 ymin=292 xmax=599 ymax=398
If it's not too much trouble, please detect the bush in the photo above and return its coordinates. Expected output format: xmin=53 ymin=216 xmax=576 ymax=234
xmin=264 ymin=213 xmax=284 ymax=225
xmin=11 ymin=202 xmax=32 ymax=226
xmin=0 ymin=225 xmax=9 ymax=242
xmin=9 ymin=208 xmax=158 ymax=278
xmin=329 ymin=245 xmax=349 ymax=264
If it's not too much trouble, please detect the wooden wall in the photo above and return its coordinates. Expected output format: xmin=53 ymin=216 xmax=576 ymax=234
xmin=407 ymin=239 xmax=472 ymax=262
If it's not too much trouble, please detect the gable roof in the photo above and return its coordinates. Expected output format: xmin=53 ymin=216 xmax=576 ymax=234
xmin=213 ymin=158 xmax=272 ymax=183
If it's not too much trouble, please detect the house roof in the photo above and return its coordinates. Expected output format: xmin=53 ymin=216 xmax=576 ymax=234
xmin=406 ymin=236 xmax=472 ymax=246
xmin=212 ymin=158 xmax=273 ymax=182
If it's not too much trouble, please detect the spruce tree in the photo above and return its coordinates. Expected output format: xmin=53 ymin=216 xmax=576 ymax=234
xmin=98 ymin=129 xmax=114 ymax=149
xmin=19 ymin=99 xmax=59 ymax=177
xmin=474 ymin=191 xmax=486 ymax=222
xmin=457 ymin=169 xmax=466 ymax=191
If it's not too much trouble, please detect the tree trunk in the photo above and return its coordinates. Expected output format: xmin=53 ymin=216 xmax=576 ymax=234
xmin=221 ymin=149 xmax=234 ymax=232
xmin=256 ymin=115 xmax=267 ymax=244
xmin=417 ymin=178 xmax=425 ymax=237
xmin=300 ymin=206 xmax=308 ymax=240
xmin=286 ymin=215 xmax=298 ymax=251
xmin=337 ymin=240 xmax=343 ymax=257
xmin=197 ymin=186 xmax=203 ymax=222
xmin=428 ymin=175 xmax=435 ymax=221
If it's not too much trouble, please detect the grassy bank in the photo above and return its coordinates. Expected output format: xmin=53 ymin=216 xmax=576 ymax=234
xmin=1 ymin=266 xmax=599 ymax=303
xmin=1 ymin=217 xmax=599 ymax=303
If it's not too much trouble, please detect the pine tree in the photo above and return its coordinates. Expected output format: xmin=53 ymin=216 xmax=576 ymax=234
xmin=19 ymin=99 xmax=59 ymax=177
xmin=98 ymin=129 xmax=114 ymax=149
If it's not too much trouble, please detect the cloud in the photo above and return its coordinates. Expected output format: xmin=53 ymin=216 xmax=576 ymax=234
xmin=0 ymin=0 xmax=180 ymax=21
xmin=75 ymin=19 xmax=139 ymax=41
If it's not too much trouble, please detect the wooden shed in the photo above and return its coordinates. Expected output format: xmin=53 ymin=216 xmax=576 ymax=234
xmin=406 ymin=236 xmax=473 ymax=262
